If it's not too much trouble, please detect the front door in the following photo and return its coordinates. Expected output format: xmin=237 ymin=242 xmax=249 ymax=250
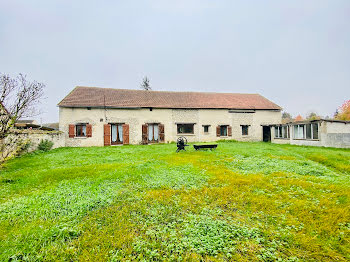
xmin=263 ymin=126 xmax=271 ymax=142
xmin=148 ymin=124 xmax=159 ymax=143
xmin=111 ymin=124 xmax=123 ymax=145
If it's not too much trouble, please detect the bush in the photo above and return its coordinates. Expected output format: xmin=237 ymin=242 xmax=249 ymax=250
xmin=18 ymin=139 xmax=31 ymax=154
xmin=37 ymin=139 xmax=54 ymax=151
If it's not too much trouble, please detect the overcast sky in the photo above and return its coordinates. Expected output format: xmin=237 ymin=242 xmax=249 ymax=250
xmin=1 ymin=0 xmax=349 ymax=123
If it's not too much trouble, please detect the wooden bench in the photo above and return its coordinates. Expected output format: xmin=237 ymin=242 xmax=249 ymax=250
xmin=193 ymin=144 xmax=218 ymax=151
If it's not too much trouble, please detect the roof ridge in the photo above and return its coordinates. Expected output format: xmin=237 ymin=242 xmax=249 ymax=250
xmin=74 ymin=86 xmax=260 ymax=96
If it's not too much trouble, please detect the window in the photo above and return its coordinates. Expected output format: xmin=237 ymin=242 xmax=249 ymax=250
xmin=275 ymin=125 xmax=289 ymax=139
xmin=241 ymin=125 xmax=249 ymax=136
xmin=76 ymin=124 xmax=87 ymax=137
xmin=292 ymin=123 xmax=319 ymax=140
xmin=148 ymin=123 xmax=159 ymax=142
xmin=203 ymin=125 xmax=209 ymax=133
xmin=283 ymin=126 xmax=289 ymax=138
xmin=177 ymin=124 xmax=194 ymax=134
xmin=312 ymin=123 xmax=319 ymax=139
xmin=293 ymin=124 xmax=305 ymax=139
xmin=306 ymin=124 xmax=312 ymax=139
xmin=111 ymin=123 xmax=123 ymax=144
xmin=220 ymin=125 xmax=228 ymax=136
xmin=275 ymin=126 xmax=279 ymax=138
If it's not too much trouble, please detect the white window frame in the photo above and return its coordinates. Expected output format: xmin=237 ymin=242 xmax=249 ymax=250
xmin=292 ymin=123 xmax=319 ymax=140
xmin=274 ymin=125 xmax=289 ymax=139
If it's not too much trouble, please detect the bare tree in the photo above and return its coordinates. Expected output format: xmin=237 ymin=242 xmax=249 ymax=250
xmin=140 ymin=76 xmax=152 ymax=91
xmin=0 ymin=73 xmax=45 ymax=161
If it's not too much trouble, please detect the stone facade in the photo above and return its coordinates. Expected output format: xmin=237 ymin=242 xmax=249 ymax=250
xmin=59 ymin=107 xmax=282 ymax=146
xmin=271 ymin=120 xmax=350 ymax=148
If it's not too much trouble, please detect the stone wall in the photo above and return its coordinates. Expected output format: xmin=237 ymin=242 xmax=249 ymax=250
xmin=59 ymin=107 xmax=282 ymax=146
xmin=0 ymin=130 xmax=64 ymax=162
xmin=7 ymin=129 xmax=64 ymax=151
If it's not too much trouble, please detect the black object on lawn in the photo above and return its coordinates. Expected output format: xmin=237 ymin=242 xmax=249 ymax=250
xmin=176 ymin=137 xmax=189 ymax=152
xmin=193 ymin=144 xmax=218 ymax=150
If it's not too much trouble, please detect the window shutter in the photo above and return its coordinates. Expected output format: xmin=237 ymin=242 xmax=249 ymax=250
xmin=104 ymin=124 xmax=111 ymax=146
xmin=122 ymin=124 xmax=129 ymax=145
xmin=216 ymin=126 xmax=220 ymax=137
xmin=86 ymin=124 xmax=92 ymax=137
xmin=142 ymin=124 xmax=148 ymax=144
xmin=228 ymin=126 xmax=232 ymax=136
xmin=159 ymin=124 xmax=165 ymax=142
xmin=69 ymin=124 xmax=75 ymax=138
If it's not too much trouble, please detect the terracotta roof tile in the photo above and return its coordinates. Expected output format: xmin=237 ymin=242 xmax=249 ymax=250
xmin=58 ymin=86 xmax=282 ymax=110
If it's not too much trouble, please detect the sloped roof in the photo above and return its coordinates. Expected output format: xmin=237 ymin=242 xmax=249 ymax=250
xmin=16 ymin=119 xmax=37 ymax=124
xmin=290 ymin=119 xmax=350 ymax=125
xmin=58 ymin=86 xmax=282 ymax=110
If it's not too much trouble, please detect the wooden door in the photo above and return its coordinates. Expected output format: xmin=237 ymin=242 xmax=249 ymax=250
xmin=104 ymin=124 xmax=111 ymax=146
xmin=159 ymin=124 xmax=165 ymax=143
xmin=123 ymin=124 xmax=129 ymax=145
xmin=142 ymin=124 xmax=148 ymax=144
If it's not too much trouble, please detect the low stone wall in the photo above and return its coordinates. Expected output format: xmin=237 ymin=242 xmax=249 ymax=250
xmin=0 ymin=130 xmax=64 ymax=163
xmin=6 ymin=129 xmax=64 ymax=152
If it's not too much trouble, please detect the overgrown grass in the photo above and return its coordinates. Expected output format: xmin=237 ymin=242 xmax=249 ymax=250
xmin=0 ymin=142 xmax=349 ymax=261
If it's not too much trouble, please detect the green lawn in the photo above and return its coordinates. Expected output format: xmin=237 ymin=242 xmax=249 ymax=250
xmin=0 ymin=142 xmax=349 ymax=261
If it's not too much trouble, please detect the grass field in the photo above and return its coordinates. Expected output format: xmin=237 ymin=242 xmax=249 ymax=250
xmin=0 ymin=142 xmax=349 ymax=261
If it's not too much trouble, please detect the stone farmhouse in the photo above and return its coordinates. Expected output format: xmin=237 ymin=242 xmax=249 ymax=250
xmin=58 ymin=86 xmax=282 ymax=146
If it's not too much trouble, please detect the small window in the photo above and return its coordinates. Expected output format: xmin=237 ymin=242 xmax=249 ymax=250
xmin=203 ymin=125 xmax=209 ymax=133
xmin=177 ymin=124 xmax=194 ymax=134
xmin=76 ymin=124 xmax=87 ymax=137
xmin=241 ymin=125 xmax=249 ymax=136
xmin=220 ymin=125 xmax=228 ymax=136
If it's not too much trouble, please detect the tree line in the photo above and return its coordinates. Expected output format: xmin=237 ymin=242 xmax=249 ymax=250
xmin=282 ymin=100 xmax=350 ymax=123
